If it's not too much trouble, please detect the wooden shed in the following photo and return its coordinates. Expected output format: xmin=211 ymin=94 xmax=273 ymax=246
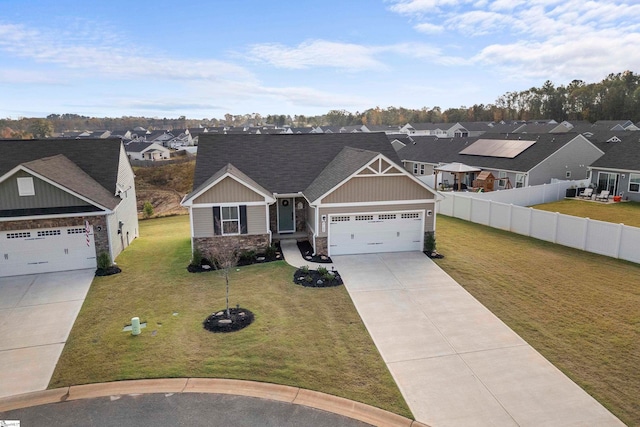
xmin=473 ymin=171 xmax=495 ymax=192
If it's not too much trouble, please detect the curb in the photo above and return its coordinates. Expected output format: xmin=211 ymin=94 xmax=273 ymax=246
xmin=0 ymin=378 xmax=430 ymax=427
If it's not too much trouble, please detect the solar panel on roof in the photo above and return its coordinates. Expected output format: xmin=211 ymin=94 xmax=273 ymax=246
xmin=459 ymin=139 xmax=536 ymax=158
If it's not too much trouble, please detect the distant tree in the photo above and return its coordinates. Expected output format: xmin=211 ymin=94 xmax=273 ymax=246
xmin=28 ymin=119 xmax=53 ymax=138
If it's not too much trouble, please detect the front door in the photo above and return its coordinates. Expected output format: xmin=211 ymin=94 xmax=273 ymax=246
xmin=277 ymin=198 xmax=295 ymax=233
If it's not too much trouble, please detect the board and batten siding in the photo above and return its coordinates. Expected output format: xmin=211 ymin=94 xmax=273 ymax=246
xmin=0 ymin=170 xmax=92 ymax=211
xmin=317 ymin=202 xmax=435 ymax=237
xmin=306 ymin=204 xmax=316 ymax=232
xmin=192 ymin=205 xmax=267 ymax=237
xmin=194 ymin=177 xmax=264 ymax=204
xmin=321 ymin=176 xmax=434 ymax=204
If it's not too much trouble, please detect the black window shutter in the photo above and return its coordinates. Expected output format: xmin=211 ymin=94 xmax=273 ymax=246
xmin=239 ymin=205 xmax=248 ymax=234
xmin=213 ymin=206 xmax=221 ymax=235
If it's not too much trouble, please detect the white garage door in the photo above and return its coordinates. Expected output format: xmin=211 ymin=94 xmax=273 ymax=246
xmin=1 ymin=225 xmax=96 ymax=277
xmin=329 ymin=211 xmax=424 ymax=256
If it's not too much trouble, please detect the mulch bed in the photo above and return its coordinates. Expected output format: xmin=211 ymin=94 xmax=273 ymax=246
xmin=297 ymin=240 xmax=332 ymax=264
xmin=95 ymin=266 xmax=122 ymax=276
xmin=293 ymin=267 xmax=343 ymax=287
xmin=187 ymin=242 xmax=283 ymax=273
xmin=425 ymin=251 xmax=445 ymax=259
xmin=203 ymin=307 xmax=255 ymax=333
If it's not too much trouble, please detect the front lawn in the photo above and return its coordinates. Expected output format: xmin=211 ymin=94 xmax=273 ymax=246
xmin=532 ymin=199 xmax=640 ymax=227
xmin=50 ymin=215 xmax=411 ymax=418
xmin=434 ymin=215 xmax=640 ymax=426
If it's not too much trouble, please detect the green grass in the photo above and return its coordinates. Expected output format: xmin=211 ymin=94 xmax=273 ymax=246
xmin=433 ymin=215 xmax=640 ymax=426
xmin=533 ymin=199 xmax=640 ymax=227
xmin=49 ymin=215 xmax=412 ymax=418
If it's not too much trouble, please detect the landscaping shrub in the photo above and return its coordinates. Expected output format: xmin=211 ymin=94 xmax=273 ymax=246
xmin=97 ymin=252 xmax=112 ymax=270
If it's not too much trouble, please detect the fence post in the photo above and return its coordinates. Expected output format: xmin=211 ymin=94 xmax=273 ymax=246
xmin=508 ymin=204 xmax=513 ymax=232
xmin=582 ymin=218 xmax=590 ymax=250
xmin=615 ymin=223 xmax=624 ymax=259
xmin=553 ymin=212 xmax=559 ymax=243
xmin=528 ymin=208 xmax=533 ymax=237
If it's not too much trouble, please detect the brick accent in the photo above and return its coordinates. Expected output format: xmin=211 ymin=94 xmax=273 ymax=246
xmin=194 ymin=234 xmax=271 ymax=257
xmin=294 ymin=198 xmax=307 ymax=232
xmin=0 ymin=215 xmax=109 ymax=257
xmin=314 ymin=237 xmax=328 ymax=256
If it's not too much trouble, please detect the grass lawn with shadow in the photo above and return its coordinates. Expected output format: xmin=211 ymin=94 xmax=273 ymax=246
xmin=434 ymin=215 xmax=640 ymax=426
xmin=50 ymin=215 xmax=412 ymax=419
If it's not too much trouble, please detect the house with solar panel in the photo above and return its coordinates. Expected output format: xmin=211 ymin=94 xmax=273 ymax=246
xmin=398 ymin=134 xmax=605 ymax=190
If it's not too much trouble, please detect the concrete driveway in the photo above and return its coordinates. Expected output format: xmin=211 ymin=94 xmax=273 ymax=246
xmin=332 ymin=252 xmax=624 ymax=427
xmin=0 ymin=269 xmax=95 ymax=398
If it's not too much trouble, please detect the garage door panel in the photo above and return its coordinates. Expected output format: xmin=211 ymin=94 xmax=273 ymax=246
xmin=329 ymin=212 xmax=424 ymax=256
xmin=1 ymin=226 xmax=96 ymax=277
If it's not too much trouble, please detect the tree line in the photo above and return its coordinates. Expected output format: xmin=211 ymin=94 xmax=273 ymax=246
xmin=1 ymin=71 xmax=638 ymax=139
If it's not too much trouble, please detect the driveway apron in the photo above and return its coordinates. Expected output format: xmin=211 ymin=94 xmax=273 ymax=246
xmin=332 ymin=252 xmax=624 ymax=427
xmin=0 ymin=269 xmax=94 ymax=398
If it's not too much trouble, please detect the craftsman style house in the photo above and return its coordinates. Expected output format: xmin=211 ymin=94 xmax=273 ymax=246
xmin=0 ymin=139 xmax=139 ymax=277
xmin=181 ymin=133 xmax=438 ymax=257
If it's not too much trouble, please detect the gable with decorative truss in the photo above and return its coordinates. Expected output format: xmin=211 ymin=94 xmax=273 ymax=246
xmin=321 ymin=155 xmax=434 ymax=204
xmin=355 ymin=157 xmax=404 ymax=176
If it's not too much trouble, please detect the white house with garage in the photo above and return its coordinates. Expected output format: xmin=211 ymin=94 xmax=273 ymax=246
xmin=0 ymin=139 xmax=139 ymax=277
xmin=181 ymin=133 xmax=438 ymax=257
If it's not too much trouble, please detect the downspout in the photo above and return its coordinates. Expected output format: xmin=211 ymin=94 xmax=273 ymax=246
xmin=188 ymin=206 xmax=195 ymax=254
xmin=105 ymin=213 xmax=115 ymax=263
xmin=313 ymin=205 xmax=319 ymax=255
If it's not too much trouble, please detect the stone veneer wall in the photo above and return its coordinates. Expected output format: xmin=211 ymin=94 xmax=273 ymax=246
xmin=0 ymin=215 xmax=109 ymax=258
xmin=314 ymin=237 xmax=328 ymax=256
xmin=270 ymin=198 xmax=308 ymax=233
xmin=193 ymin=234 xmax=270 ymax=257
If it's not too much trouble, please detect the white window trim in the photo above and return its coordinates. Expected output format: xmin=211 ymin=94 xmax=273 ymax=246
xmin=17 ymin=177 xmax=35 ymax=196
xmin=629 ymin=173 xmax=640 ymax=193
xmin=515 ymin=173 xmax=525 ymax=188
xmin=221 ymin=205 xmax=240 ymax=236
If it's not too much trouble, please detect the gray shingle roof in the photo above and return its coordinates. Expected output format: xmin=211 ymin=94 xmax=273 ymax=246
xmin=185 ymin=163 xmax=273 ymax=202
xmin=589 ymin=134 xmax=640 ymax=171
xmin=0 ymin=139 xmax=123 ymax=192
xmin=191 ymin=133 xmax=401 ymax=195
xmin=303 ymin=147 xmax=379 ymax=203
xmin=398 ymin=134 xmax=592 ymax=173
xmin=22 ymin=155 xmax=120 ymax=210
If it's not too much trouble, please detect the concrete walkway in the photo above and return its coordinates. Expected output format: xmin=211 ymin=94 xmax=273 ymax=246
xmin=330 ymin=252 xmax=624 ymax=427
xmin=0 ymin=269 xmax=95 ymax=399
xmin=279 ymin=239 xmax=335 ymax=271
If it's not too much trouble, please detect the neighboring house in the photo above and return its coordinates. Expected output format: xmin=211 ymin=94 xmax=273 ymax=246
xmin=594 ymin=120 xmax=640 ymax=131
xmin=447 ymin=122 xmax=491 ymax=138
xmin=181 ymin=134 xmax=438 ymax=257
xmin=0 ymin=139 xmax=139 ymax=277
xmin=399 ymin=134 xmax=605 ymax=189
xmin=125 ymin=141 xmax=171 ymax=161
xmin=587 ymin=133 xmax=640 ymax=201
xmin=399 ymin=123 xmax=448 ymax=137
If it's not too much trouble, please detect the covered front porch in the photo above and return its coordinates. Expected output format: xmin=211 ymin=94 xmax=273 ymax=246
xmin=269 ymin=196 xmax=310 ymax=242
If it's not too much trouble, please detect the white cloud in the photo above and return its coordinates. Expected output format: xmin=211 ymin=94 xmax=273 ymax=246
xmin=247 ymin=40 xmax=386 ymax=71
xmin=388 ymin=0 xmax=466 ymax=15
xmin=0 ymin=23 xmax=255 ymax=83
xmin=389 ymin=0 xmax=640 ymax=83
xmin=414 ymin=22 xmax=444 ymax=34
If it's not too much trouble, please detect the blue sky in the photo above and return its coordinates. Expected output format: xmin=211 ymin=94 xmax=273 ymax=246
xmin=1 ymin=0 xmax=639 ymax=119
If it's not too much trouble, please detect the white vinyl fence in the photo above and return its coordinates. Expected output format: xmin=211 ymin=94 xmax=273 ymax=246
xmin=436 ymin=181 xmax=640 ymax=264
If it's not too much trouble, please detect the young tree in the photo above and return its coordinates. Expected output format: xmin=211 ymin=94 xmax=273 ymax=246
xmin=206 ymin=242 xmax=240 ymax=318
xmin=142 ymin=201 xmax=154 ymax=218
